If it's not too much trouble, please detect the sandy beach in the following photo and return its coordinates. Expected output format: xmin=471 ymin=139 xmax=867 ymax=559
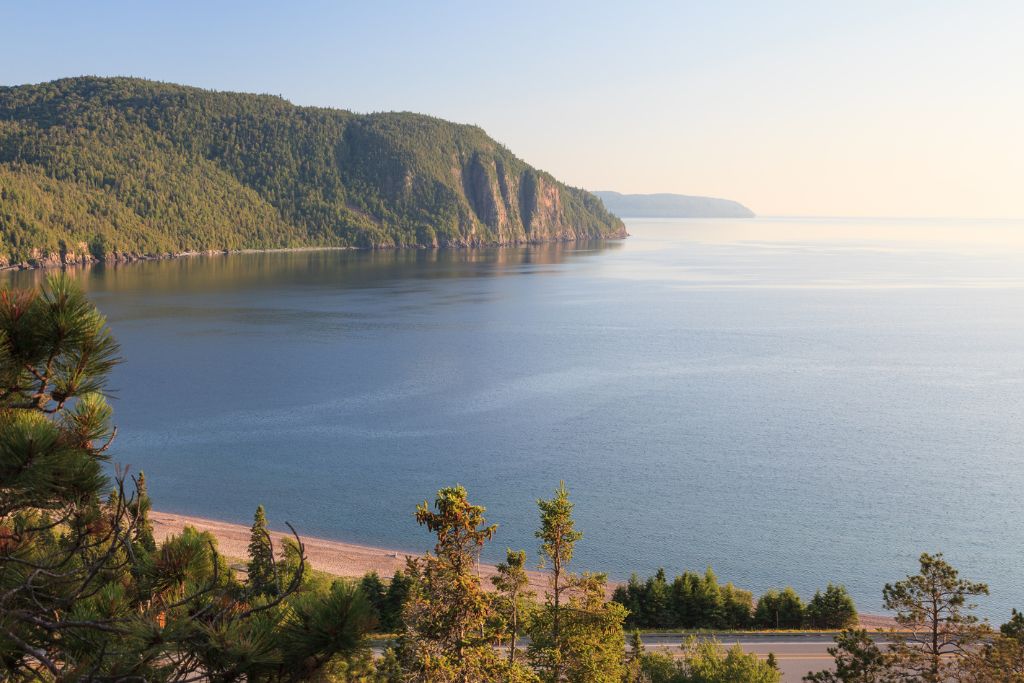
xmin=152 ymin=510 xmax=552 ymax=596
xmin=152 ymin=510 xmax=895 ymax=629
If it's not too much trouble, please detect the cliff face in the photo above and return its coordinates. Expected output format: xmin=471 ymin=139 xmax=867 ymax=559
xmin=0 ymin=77 xmax=626 ymax=267
xmin=456 ymin=153 xmax=611 ymax=246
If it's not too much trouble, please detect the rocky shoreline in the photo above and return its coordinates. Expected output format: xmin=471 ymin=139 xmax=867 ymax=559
xmin=0 ymin=234 xmax=627 ymax=272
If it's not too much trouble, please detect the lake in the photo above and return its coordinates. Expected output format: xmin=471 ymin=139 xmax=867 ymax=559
xmin=8 ymin=217 xmax=1024 ymax=618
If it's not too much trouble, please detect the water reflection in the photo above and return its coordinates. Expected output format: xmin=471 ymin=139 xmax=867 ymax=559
xmin=3 ymin=239 xmax=624 ymax=295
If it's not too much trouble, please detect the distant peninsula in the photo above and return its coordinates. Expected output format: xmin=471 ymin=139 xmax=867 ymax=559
xmin=0 ymin=77 xmax=625 ymax=269
xmin=594 ymin=191 xmax=755 ymax=218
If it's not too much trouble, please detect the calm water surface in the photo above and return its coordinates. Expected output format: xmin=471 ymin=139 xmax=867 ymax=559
xmin=9 ymin=218 xmax=1024 ymax=617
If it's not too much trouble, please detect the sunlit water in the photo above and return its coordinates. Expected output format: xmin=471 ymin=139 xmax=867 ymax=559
xmin=8 ymin=217 xmax=1024 ymax=618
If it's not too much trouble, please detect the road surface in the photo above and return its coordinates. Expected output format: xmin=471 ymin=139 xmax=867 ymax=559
xmin=372 ymin=631 xmax=884 ymax=682
xmin=640 ymin=632 xmax=864 ymax=683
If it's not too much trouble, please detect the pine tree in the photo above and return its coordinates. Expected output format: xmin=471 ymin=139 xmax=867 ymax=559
xmin=247 ymin=504 xmax=277 ymax=596
xmin=628 ymin=629 xmax=644 ymax=661
xmin=493 ymin=548 xmax=534 ymax=665
xmin=882 ymin=552 xmax=989 ymax=682
xmin=398 ymin=485 xmax=506 ymax=682
xmin=531 ymin=481 xmax=583 ymax=681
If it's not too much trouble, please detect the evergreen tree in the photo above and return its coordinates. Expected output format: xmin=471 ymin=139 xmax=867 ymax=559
xmin=382 ymin=568 xmax=413 ymax=633
xmin=614 ymin=573 xmax=646 ymax=629
xmin=695 ymin=567 xmax=724 ymax=627
xmin=802 ymin=629 xmax=892 ymax=683
xmin=529 ymin=572 xmax=626 ymax=683
xmin=532 ymin=481 xmax=583 ymax=681
xmin=1003 ymin=609 xmax=1024 ymax=642
xmin=492 ymin=548 xmax=534 ymax=665
xmin=806 ymin=583 xmax=858 ymax=629
xmin=133 ymin=470 xmax=157 ymax=552
xmin=398 ymin=485 xmax=530 ymax=682
xmin=247 ymin=503 xmax=277 ymax=596
xmin=719 ymin=582 xmax=754 ymax=629
xmin=643 ymin=568 xmax=673 ymax=627
xmin=960 ymin=631 xmax=1024 ymax=682
xmin=629 ymin=629 xmax=645 ymax=660
xmin=755 ymin=587 xmax=805 ymax=629
xmin=359 ymin=571 xmax=388 ymax=627
xmin=882 ymin=552 xmax=989 ymax=682
xmin=623 ymin=629 xmax=646 ymax=683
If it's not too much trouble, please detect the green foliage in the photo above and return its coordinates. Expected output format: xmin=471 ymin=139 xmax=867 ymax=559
xmin=247 ymin=503 xmax=277 ymax=596
xmin=492 ymin=548 xmax=535 ymax=665
xmin=0 ymin=77 xmax=625 ymax=265
xmin=754 ymin=587 xmax=805 ymax=629
xmin=962 ymin=633 xmax=1024 ymax=682
xmin=637 ymin=637 xmax=781 ymax=683
xmin=276 ymin=580 xmax=379 ymax=677
xmin=613 ymin=566 xmax=756 ymax=630
xmin=532 ymin=481 xmax=585 ymax=681
xmin=883 ymin=552 xmax=990 ymax=682
xmin=0 ymin=276 xmax=374 ymax=680
xmin=802 ymin=629 xmax=890 ymax=683
xmin=358 ymin=569 xmax=415 ymax=635
xmin=397 ymin=485 xmax=508 ymax=681
xmin=1003 ymin=609 xmax=1024 ymax=642
xmin=132 ymin=470 xmax=156 ymax=552
xmin=528 ymin=573 xmax=626 ymax=683
xmin=805 ymin=584 xmax=858 ymax=629
xmin=529 ymin=483 xmax=627 ymax=683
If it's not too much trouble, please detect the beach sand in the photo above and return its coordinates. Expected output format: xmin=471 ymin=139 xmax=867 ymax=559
xmin=152 ymin=510 xmax=896 ymax=629
xmin=152 ymin=510 xmax=551 ymax=595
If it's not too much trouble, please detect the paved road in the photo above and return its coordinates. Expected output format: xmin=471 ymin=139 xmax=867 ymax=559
xmin=372 ymin=632 xmax=881 ymax=683
xmin=640 ymin=633 xmax=856 ymax=683
xmin=638 ymin=634 xmax=839 ymax=679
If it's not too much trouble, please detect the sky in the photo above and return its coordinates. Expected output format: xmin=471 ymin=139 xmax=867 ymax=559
xmin=2 ymin=1 xmax=1022 ymax=218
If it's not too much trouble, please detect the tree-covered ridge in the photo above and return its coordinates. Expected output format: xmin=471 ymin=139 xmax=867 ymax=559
xmin=0 ymin=77 xmax=626 ymax=266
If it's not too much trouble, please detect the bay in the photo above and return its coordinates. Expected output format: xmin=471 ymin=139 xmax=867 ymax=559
xmin=8 ymin=217 xmax=1024 ymax=617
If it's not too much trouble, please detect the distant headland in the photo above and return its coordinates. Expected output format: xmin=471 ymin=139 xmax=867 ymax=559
xmin=594 ymin=191 xmax=755 ymax=218
xmin=0 ymin=77 xmax=625 ymax=269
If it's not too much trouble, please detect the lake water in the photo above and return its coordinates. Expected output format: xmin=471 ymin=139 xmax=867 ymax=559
xmin=8 ymin=217 xmax=1024 ymax=618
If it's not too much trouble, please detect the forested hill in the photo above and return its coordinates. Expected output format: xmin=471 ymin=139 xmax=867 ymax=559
xmin=594 ymin=191 xmax=755 ymax=218
xmin=0 ymin=77 xmax=626 ymax=267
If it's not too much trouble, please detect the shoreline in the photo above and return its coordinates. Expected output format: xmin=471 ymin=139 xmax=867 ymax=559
xmin=151 ymin=510 xmax=552 ymax=596
xmin=152 ymin=510 xmax=896 ymax=629
xmin=1 ymin=235 xmax=627 ymax=273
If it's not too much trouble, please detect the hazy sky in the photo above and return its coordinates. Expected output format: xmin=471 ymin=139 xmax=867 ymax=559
xmin=3 ymin=1 xmax=1022 ymax=217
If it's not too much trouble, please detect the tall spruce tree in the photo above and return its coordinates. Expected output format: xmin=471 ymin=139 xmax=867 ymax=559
xmin=133 ymin=470 xmax=156 ymax=552
xmin=247 ymin=504 xmax=277 ymax=596
xmin=806 ymin=583 xmax=858 ymax=630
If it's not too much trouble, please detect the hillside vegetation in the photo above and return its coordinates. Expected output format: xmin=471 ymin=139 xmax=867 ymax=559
xmin=0 ymin=77 xmax=625 ymax=267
